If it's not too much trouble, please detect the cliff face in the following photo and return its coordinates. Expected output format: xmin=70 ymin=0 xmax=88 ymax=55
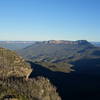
xmin=0 ymin=47 xmax=32 ymax=79
xmin=0 ymin=48 xmax=61 ymax=100
xmin=36 ymin=40 xmax=90 ymax=45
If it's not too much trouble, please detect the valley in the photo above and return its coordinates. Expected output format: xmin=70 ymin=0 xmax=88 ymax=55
xmin=18 ymin=40 xmax=100 ymax=100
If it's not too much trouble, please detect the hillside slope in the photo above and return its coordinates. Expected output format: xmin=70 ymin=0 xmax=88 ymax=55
xmin=0 ymin=47 xmax=32 ymax=79
xmin=19 ymin=40 xmax=100 ymax=100
xmin=18 ymin=40 xmax=98 ymax=61
xmin=18 ymin=40 xmax=100 ymax=72
xmin=0 ymin=48 xmax=61 ymax=100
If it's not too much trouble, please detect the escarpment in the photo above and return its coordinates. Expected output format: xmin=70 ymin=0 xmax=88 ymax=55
xmin=0 ymin=48 xmax=61 ymax=100
xmin=0 ymin=47 xmax=32 ymax=79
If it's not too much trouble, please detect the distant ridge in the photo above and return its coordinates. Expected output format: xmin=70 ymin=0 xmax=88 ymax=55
xmin=0 ymin=41 xmax=35 ymax=44
xmin=35 ymin=40 xmax=91 ymax=45
xmin=0 ymin=41 xmax=35 ymax=50
xmin=18 ymin=40 xmax=97 ymax=64
xmin=91 ymin=42 xmax=100 ymax=47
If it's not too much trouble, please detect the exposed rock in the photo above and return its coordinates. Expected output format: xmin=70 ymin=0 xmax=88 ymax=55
xmin=36 ymin=40 xmax=90 ymax=45
xmin=0 ymin=48 xmax=61 ymax=100
xmin=0 ymin=47 xmax=32 ymax=79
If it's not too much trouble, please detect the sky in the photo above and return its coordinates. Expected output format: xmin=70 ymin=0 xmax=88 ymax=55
xmin=0 ymin=0 xmax=100 ymax=41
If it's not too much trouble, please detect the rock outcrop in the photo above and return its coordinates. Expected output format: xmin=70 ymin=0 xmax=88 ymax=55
xmin=0 ymin=48 xmax=61 ymax=100
xmin=0 ymin=47 xmax=32 ymax=79
xmin=36 ymin=40 xmax=90 ymax=45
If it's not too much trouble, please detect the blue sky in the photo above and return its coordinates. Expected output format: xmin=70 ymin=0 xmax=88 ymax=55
xmin=0 ymin=0 xmax=100 ymax=41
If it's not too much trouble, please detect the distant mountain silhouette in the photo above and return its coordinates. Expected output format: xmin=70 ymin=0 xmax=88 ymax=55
xmin=18 ymin=40 xmax=95 ymax=61
xmin=17 ymin=40 xmax=100 ymax=72
xmin=0 ymin=41 xmax=35 ymax=50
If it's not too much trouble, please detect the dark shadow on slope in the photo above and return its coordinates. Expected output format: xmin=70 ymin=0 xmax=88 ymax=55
xmin=92 ymin=50 xmax=100 ymax=56
xmin=28 ymin=59 xmax=100 ymax=100
xmin=71 ymin=58 xmax=100 ymax=75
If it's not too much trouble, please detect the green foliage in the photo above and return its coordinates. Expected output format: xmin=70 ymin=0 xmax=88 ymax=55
xmin=0 ymin=47 xmax=61 ymax=100
xmin=18 ymin=40 xmax=100 ymax=73
xmin=0 ymin=77 xmax=61 ymax=100
xmin=18 ymin=40 xmax=93 ymax=61
xmin=36 ymin=61 xmax=74 ymax=73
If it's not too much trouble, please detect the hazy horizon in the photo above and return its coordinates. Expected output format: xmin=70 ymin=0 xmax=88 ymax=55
xmin=0 ymin=39 xmax=100 ymax=42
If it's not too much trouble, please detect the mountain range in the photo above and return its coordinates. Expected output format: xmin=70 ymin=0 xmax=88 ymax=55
xmin=17 ymin=40 xmax=100 ymax=100
xmin=0 ymin=40 xmax=100 ymax=100
xmin=0 ymin=40 xmax=99 ymax=51
xmin=17 ymin=40 xmax=100 ymax=73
